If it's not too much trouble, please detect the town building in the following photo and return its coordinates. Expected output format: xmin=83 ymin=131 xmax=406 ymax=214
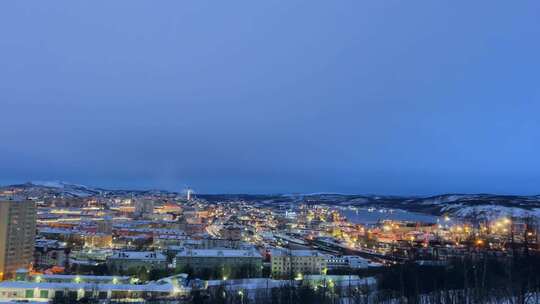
xmin=0 ymin=273 xmax=190 ymax=301
xmin=175 ymin=248 xmax=262 ymax=277
xmin=107 ymin=251 xmax=167 ymax=274
xmin=96 ymin=216 xmax=113 ymax=234
xmin=271 ymin=249 xmax=327 ymax=278
xmin=221 ymin=224 xmax=243 ymax=241
xmin=34 ymin=239 xmax=69 ymax=270
xmin=134 ymin=199 xmax=154 ymax=219
xmin=325 ymin=255 xmax=370 ymax=270
xmin=0 ymin=199 xmax=36 ymax=280
xmin=83 ymin=233 xmax=113 ymax=248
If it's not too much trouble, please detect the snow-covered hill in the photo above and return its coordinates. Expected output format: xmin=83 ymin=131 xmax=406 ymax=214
xmin=2 ymin=182 xmax=540 ymax=220
xmin=22 ymin=181 xmax=105 ymax=197
xmin=6 ymin=181 xmax=173 ymax=198
xmin=251 ymin=193 xmax=540 ymax=220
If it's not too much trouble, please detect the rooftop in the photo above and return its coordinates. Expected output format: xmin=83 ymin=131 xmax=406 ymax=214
xmin=0 ymin=281 xmax=179 ymax=293
xmin=32 ymin=274 xmax=130 ymax=281
xmin=271 ymin=249 xmax=327 ymax=257
xmin=176 ymin=249 xmax=262 ymax=258
xmin=109 ymin=251 xmax=166 ymax=260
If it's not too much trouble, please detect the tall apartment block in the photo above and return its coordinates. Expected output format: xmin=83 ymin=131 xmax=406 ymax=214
xmin=0 ymin=200 xmax=36 ymax=280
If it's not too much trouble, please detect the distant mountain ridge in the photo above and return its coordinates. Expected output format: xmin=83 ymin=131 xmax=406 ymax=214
xmin=29 ymin=180 xmax=104 ymax=197
xmin=199 ymin=193 xmax=540 ymax=220
xmin=1 ymin=181 xmax=171 ymax=198
xmin=2 ymin=182 xmax=540 ymax=219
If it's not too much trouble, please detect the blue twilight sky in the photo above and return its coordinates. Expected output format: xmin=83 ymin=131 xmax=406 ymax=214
xmin=1 ymin=1 xmax=540 ymax=194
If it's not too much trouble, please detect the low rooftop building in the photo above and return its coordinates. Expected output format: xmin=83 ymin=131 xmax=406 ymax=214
xmin=0 ymin=274 xmax=190 ymax=302
xmin=107 ymin=251 xmax=167 ymax=274
xmin=175 ymin=248 xmax=262 ymax=279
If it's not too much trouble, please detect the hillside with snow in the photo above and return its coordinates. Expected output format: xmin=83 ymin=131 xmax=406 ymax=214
xmin=0 ymin=181 xmax=171 ymax=199
xmin=2 ymin=182 xmax=540 ymax=220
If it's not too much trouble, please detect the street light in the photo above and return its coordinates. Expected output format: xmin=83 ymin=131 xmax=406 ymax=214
xmin=238 ymin=290 xmax=244 ymax=304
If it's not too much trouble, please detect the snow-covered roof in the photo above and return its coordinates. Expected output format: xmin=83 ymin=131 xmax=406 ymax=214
xmin=0 ymin=281 xmax=181 ymax=293
xmin=34 ymin=274 xmax=130 ymax=281
xmin=303 ymin=275 xmax=377 ymax=286
xmin=109 ymin=251 xmax=166 ymax=261
xmin=176 ymin=249 xmax=262 ymax=258
xmin=271 ymin=249 xmax=327 ymax=257
xmin=206 ymin=278 xmax=288 ymax=290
